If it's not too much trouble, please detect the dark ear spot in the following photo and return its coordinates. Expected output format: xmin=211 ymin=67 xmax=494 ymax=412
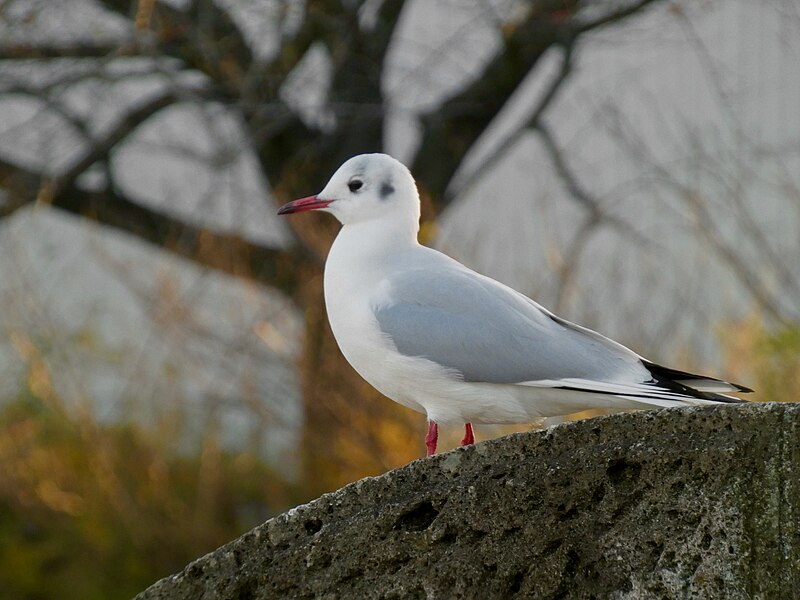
xmin=380 ymin=180 xmax=395 ymax=200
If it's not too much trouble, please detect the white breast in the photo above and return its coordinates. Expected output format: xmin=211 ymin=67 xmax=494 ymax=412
xmin=323 ymin=227 xmax=427 ymax=414
xmin=323 ymin=224 xmax=546 ymax=425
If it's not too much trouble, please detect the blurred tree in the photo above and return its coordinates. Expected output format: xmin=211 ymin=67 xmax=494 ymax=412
xmin=0 ymin=337 xmax=299 ymax=600
xmin=0 ymin=0 xmax=665 ymax=495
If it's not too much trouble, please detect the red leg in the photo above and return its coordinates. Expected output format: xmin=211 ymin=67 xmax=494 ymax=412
xmin=461 ymin=422 xmax=475 ymax=446
xmin=425 ymin=420 xmax=439 ymax=456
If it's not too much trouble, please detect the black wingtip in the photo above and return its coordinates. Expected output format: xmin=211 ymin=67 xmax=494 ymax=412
xmin=731 ymin=382 xmax=754 ymax=394
xmin=642 ymin=360 xmax=753 ymax=401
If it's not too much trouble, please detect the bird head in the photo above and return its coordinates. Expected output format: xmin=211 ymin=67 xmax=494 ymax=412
xmin=277 ymin=153 xmax=421 ymax=229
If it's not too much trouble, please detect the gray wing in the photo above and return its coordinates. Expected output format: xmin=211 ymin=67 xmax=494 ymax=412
xmin=373 ymin=260 xmax=647 ymax=385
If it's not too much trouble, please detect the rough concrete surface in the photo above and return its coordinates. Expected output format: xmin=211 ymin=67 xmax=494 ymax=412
xmin=136 ymin=403 xmax=799 ymax=599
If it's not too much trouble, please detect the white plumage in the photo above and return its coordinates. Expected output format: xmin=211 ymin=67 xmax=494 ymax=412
xmin=278 ymin=153 xmax=750 ymax=455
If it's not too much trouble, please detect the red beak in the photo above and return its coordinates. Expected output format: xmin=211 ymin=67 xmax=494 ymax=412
xmin=276 ymin=195 xmax=333 ymax=215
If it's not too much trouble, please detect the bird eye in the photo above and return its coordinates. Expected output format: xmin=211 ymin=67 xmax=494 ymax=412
xmin=348 ymin=179 xmax=363 ymax=193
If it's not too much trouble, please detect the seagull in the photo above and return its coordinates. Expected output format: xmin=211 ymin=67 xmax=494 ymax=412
xmin=277 ymin=153 xmax=751 ymax=456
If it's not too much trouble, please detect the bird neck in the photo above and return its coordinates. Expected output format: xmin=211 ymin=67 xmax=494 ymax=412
xmin=330 ymin=217 xmax=419 ymax=271
xmin=346 ymin=215 xmax=419 ymax=247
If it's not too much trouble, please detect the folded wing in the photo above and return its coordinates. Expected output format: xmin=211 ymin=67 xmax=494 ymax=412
xmin=374 ymin=258 xmax=748 ymax=402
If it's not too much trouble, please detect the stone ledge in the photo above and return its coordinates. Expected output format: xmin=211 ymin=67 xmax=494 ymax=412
xmin=136 ymin=403 xmax=800 ymax=599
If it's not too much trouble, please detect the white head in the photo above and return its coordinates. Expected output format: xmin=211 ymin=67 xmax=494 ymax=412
xmin=277 ymin=153 xmax=421 ymax=233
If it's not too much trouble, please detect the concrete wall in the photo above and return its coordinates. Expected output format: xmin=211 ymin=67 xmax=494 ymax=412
xmin=137 ymin=403 xmax=800 ymax=599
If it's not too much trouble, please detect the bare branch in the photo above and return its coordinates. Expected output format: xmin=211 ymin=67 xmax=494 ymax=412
xmin=413 ymin=8 xmax=564 ymax=202
xmin=449 ymin=31 xmax=659 ymax=250
xmin=446 ymin=40 xmax=575 ymax=202
xmin=0 ymin=84 xmax=93 ymax=141
xmin=413 ymin=0 xmax=666 ymax=208
xmin=552 ymin=214 xmax=600 ymax=314
xmin=597 ymin=103 xmax=794 ymax=324
xmin=256 ymin=1 xmax=409 ymax=190
xmin=97 ymin=0 xmax=255 ymax=91
xmin=0 ymin=41 xmax=138 ymax=60
xmin=47 ymin=90 xmax=187 ymax=198
xmin=0 ymin=71 xmax=305 ymax=290
xmin=0 ymin=0 xmax=668 ymax=297
xmin=534 ymin=121 xmax=656 ymax=249
xmin=575 ymin=0 xmax=661 ymax=33
xmin=0 ymin=157 xmax=39 ymax=219
xmin=0 ymin=156 xmax=307 ymax=293
xmin=681 ymin=189 xmax=792 ymax=324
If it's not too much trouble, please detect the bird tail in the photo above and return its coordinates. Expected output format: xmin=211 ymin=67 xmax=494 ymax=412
xmin=642 ymin=361 xmax=751 ymax=403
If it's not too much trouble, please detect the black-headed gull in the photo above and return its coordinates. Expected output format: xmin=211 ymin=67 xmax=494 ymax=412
xmin=278 ymin=153 xmax=751 ymax=456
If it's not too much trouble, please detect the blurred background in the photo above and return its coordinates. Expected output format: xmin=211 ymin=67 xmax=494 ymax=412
xmin=0 ymin=0 xmax=798 ymax=597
